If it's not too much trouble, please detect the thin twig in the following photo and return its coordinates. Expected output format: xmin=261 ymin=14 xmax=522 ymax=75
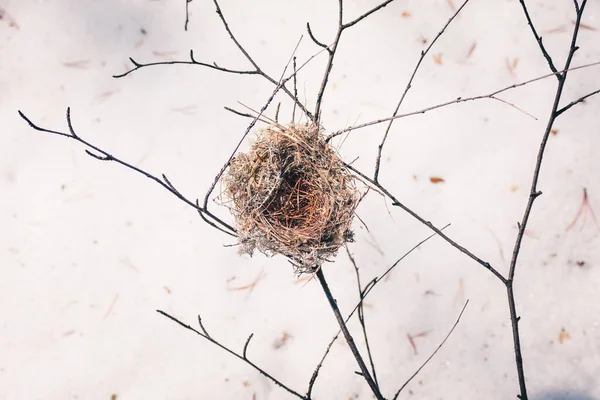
xmin=115 ymin=1 xmax=314 ymax=122
xmin=556 ymin=87 xmax=600 ymax=116
xmin=346 ymin=246 xmax=379 ymax=387
xmin=211 ymin=0 xmax=316 ymax=122
xmin=346 ymin=162 xmax=506 ymax=282
xmin=517 ymin=0 xmax=559 ymax=77
xmin=326 ymin=60 xmax=600 ymax=140
xmin=292 ymin=56 xmax=298 ymax=123
xmin=243 ymin=333 xmax=254 ymax=359
xmin=374 ymin=0 xmax=471 ymax=182
xmin=184 ymin=0 xmax=193 ymax=31
xmin=312 ymin=0 xmax=397 ymax=124
xmin=312 ymin=0 xmax=343 ymax=123
xmin=308 ymin=228 xmax=445 ymax=396
xmin=18 ymin=108 xmax=237 ymax=237
xmin=113 ymin=52 xmax=258 ymax=78
xmin=343 ymin=0 xmax=395 ymax=29
xmin=306 ymin=22 xmax=328 ymax=49
xmin=392 ymin=300 xmax=469 ymax=399
xmin=202 ymin=37 xmax=303 ymax=211
xmin=157 ymin=310 xmax=305 ymax=399
xmin=224 ymin=106 xmax=261 ymax=120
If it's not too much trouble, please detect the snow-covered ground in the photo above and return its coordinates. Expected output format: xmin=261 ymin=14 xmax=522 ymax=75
xmin=2 ymin=0 xmax=599 ymax=399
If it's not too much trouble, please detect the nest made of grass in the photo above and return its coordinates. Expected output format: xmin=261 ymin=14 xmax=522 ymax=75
xmin=223 ymin=123 xmax=359 ymax=273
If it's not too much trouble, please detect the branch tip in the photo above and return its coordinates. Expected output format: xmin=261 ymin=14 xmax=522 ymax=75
xmin=243 ymin=333 xmax=254 ymax=359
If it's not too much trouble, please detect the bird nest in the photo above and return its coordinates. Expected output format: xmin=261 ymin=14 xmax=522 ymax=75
xmin=223 ymin=123 xmax=360 ymax=273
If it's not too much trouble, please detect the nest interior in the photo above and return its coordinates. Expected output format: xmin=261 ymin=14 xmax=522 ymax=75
xmin=223 ymin=123 xmax=359 ymax=273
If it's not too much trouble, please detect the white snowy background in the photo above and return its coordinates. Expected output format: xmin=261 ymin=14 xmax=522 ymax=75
xmin=2 ymin=0 xmax=599 ymax=399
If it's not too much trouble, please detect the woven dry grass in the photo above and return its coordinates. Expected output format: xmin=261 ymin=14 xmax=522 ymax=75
xmin=223 ymin=123 xmax=360 ymax=273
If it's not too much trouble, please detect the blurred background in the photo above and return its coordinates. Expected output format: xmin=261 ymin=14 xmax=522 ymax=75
xmin=2 ymin=0 xmax=599 ymax=399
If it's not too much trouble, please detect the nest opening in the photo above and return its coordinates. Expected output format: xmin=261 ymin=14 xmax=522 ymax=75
xmin=223 ymin=123 xmax=359 ymax=273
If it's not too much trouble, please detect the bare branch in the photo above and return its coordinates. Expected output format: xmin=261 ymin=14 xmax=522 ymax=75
xmin=308 ymin=228 xmax=445 ymax=396
xmin=202 ymin=38 xmax=303 ymax=212
xmin=114 ymin=4 xmax=314 ymax=122
xmin=243 ymin=333 xmax=254 ymax=359
xmin=392 ymin=300 xmax=469 ymax=399
xmin=556 ymin=87 xmax=600 ymax=116
xmin=306 ymin=22 xmax=328 ymax=49
xmin=197 ymin=315 xmax=211 ymax=338
xmin=315 ymin=268 xmax=384 ymax=399
xmin=224 ymin=106 xmax=257 ymax=120
xmin=343 ymin=0 xmax=395 ymax=29
xmin=374 ymin=0 xmax=471 ymax=182
xmin=185 ymin=0 xmax=193 ymax=31
xmin=517 ymin=0 xmax=559 ymax=77
xmin=346 ymin=162 xmax=506 ymax=282
xmin=17 ymin=108 xmax=237 ymax=237
xmin=157 ymin=310 xmax=305 ymax=399
xmin=346 ymin=246 xmax=379 ymax=387
xmin=506 ymin=3 xmax=588 ymax=398
xmin=326 ymin=60 xmax=600 ymax=140
xmin=292 ymin=56 xmax=298 ymax=122
xmin=313 ymin=0 xmax=398 ymax=124
xmin=509 ymin=0 xmax=588 ymax=284
xmin=113 ymin=52 xmax=258 ymax=78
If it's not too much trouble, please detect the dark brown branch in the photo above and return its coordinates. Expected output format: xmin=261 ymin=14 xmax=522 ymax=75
xmin=312 ymin=0 xmax=343 ymax=123
xmin=507 ymin=3 xmax=588 ymax=399
xmin=509 ymin=0 xmax=588 ymax=307
xmin=114 ymin=2 xmax=314 ymax=122
xmin=306 ymin=332 xmax=336 ymax=398
xmin=374 ymin=0 xmax=470 ymax=182
xmin=506 ymin=284 xmax=526 ymax=400
xmin=306 ymin=22 xmax=328 ymax=49
xmin=343 ymin=0 xmax=394 ymax=29
xmin=556 ymin=87 xmax=600 ymax=116
xmin=184 ymin=0 xmax=193 ymax=31
xmin=315 ymin=268 xmax=384 ymax=399
xmin=18 ymin=108 xmax=236 ymax=237
xmin=346 ymin=163 xmax=506 ymax=282
xmin=212 ymin=0 xmax=259 ymax=70
xmin=224 ymin=106 xmax=256 ymax=120
xmin=212 ymin=0 xmax=314 ymax=122
xmin=157 ymin=310 xmax=305 ymax=399
xmin=113 ymin=52 xmax=258 ymax=78
xmin=392 ymin=300 xmax=469 ymax=400
xmin=312 ymin=0 xmax=397 ymax=124
xmin=308 ymin=228 xmax=445 ymax=397
xmin=517 ymin=0 xmax=559 ymax=77
xmin=197 ymin=315 xmax=211 ymax=338
xmin=243 ymin=333 xmax=254 ymax=359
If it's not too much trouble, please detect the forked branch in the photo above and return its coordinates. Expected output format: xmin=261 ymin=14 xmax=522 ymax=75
xmin=507 ymin=2 xmax=589 ymax=398
xmin=157 ymin=310 xmax=305 ymax=399
xmin=392 ymin=301 xmax=469 ymax=399
xmin=374 ymin=0 xmax=471 ymax=182
xmin=315 ymin=268 xmax=384 ymax=400
xmin=308 ymin=228 xmax=448 ymax=396
xmin=17 ymin=108 xmax=236 ymax=237
xmin=115 ymin=0 xmax=314 ymax=122
xmin=311 ymin=0 xmax=396 ymax=123
xmin=326 ymin=60 xmax=600 ymax=141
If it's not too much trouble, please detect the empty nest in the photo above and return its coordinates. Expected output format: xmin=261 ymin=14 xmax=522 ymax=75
xmin=223 ymin=123 xmax=360 ymax=273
